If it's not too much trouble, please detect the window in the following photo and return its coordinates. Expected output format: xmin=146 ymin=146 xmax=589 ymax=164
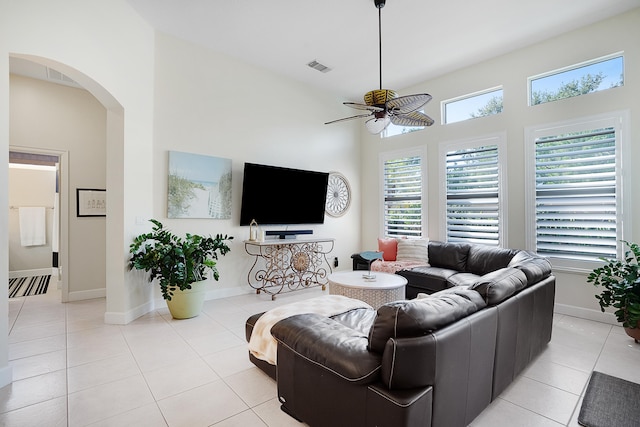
xmin=442 ymin=87 xmax=503 ymax=125
xmin=525 ymin=113 xmax=629 ymax=267
xmin=440 ymin=134 xmax=505 ymax=246
xmin=528 ymin=53 xmax=624 ymax=106
xmin=380 ymin=150 xmax=425 ymax=238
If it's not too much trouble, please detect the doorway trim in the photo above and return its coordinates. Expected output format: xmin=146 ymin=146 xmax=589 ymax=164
xmin=9 ymin=146 xmax=69 ymax=302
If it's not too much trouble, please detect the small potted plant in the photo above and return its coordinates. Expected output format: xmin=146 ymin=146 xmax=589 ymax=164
xmin=129 ymin=219 xmax=233 ymax=319
xmin=587 ymin=240 xmax=640 ymax=342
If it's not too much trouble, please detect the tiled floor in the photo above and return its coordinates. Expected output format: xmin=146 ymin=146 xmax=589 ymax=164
xmin=2 ymin=285 xmax=639 ymax=427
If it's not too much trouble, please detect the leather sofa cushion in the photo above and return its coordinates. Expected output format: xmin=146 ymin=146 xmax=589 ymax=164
xmin=428 ymin=241 xmax=470 ymax=270
xmin=466 ymin=245 xmax=518 ymax=275
xmin=368 ymin=289 xmax=486 ymax=353
xmin=272 ymin=313 xmax=382 ymax=384
xmin=470 ymin=267 xmax=528 ymax=305
xmin=330 ymin=307 xmax=377 ymax=336
xmin=507 ymin=251 xmax=552 ymax=284
xmin=397 ymin=267 xmax=459 ymax=293
xmin=447 ymin=272 xmax=480 ymax=287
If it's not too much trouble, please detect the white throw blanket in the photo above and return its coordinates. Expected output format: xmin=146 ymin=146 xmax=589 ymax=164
xmin=248 ymin=295 xmax=372 ymax=365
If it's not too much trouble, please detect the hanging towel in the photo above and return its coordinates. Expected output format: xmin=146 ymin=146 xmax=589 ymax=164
xmin=19 ymin=207 xmax=46 ymax=246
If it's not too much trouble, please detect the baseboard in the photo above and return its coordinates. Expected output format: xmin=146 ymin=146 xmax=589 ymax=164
xmin=9 ymin=268 xmax=51 ymax=279
xmin=0 ymin=365 xmax=13 ymax=389
xmin=554 ymin=303 xmax=618 ymax=325
xmin=67 ymin=288 xmax=106 ymax=301
xmin=104 ymin=299 xmax=155 ymax=325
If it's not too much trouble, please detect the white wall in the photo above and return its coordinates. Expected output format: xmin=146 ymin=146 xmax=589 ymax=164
xmin=147 ymin=33 xmax=362 ymax=301
xmin=360 ymin=9 xmax=640 ymax=322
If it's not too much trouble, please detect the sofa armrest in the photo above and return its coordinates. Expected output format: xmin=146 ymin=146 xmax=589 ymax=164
xmin=272 ymin=313 xmax=382 ymax=384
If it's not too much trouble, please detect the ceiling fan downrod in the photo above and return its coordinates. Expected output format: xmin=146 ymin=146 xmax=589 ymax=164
xmin=375 ymin=0 xmax=385 ymax=90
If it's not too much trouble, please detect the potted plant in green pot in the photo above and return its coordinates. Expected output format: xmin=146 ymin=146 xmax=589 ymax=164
xmin=128 ymin=219 xmax=233 ymax=319
xmin=587 ymin=240 xmax=640 ymax=342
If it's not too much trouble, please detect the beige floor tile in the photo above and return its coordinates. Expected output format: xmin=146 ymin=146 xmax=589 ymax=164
xmin=224 ymin=367 xmax=277 ymax=407
xmin=203 ymin=344 xmax=255 ymax=378
xmin=85 ymin=402 xmax=167 ymax=427
xmin=521 ymin=356 xmax=591 ymax=395
xmin=129 ymin=337 xmax=201 ymax=373
xmin=143 ymin=357 xmax=219 ymax=400
xmin=212 ymin=409 xmax=268 ymax=426
xmin=0 ymin=395 xmax=67 ymax=427
xmin=66 ymin=334 xmax=132 ymax=368
xmin=8 ymin=320 xmax=66 ymax=344
xmin=0 ymin=370 xmax=67 ymax=413
xmin=186 ymin=329 xmax=246 ymax=357
xmin=68 ymin=374 xmax=155 ymax=427
xmin=9 ymin=349 xmax=67 ymax=381
xmin=157 ymin=380 xmax=248 ymax=427
xmin=67 ymin=353 xmax=141 ymax=393
xmin=500 ymin=376 xmax=580 ymax=424
xmin=470 ymin=398 xmax=564 ymax=427
xmin=535 ymin=341 xmax=600 ymax=373
xmin=8 ymin=334 xmax=66 ymax=360
xmin=251 ymin=398 xmax=308 ymax=427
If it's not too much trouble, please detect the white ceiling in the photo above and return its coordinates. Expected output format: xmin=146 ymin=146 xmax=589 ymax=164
xmin=11 ymin=0 xmax=639 ymax=101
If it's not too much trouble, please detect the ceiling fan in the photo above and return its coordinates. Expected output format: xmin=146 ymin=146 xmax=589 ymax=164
xmin=325 ymin=0 xmax=434 ymax=134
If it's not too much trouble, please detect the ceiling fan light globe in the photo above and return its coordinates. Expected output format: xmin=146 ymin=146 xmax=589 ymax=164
xmin=365 ymin=115 xmax=391 ymax=134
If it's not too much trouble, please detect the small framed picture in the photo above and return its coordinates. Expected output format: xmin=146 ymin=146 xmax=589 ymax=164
xmin=77 ymin=188 xmax=106 ymax=217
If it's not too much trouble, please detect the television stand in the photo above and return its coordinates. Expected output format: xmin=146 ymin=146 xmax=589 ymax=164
xmin=244 ymin=237 xmax=334 ymax=300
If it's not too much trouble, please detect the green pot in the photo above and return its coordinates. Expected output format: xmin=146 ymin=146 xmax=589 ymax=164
xmin=165 ymin=280 xmax=207 ymax=319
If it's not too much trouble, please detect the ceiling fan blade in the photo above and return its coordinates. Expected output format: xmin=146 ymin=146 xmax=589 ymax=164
xmin=390 ymin=111 xmax=435 ymax=127
xmin=344 ymin=102 xmax=384 ymax=112
xmin=386 ymin=93 xmax=432 ymax=114
xmin=325 ymin=113 xmax=373 ymax=125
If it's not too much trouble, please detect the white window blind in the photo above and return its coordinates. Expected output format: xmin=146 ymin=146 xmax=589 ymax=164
xmin=446 ymin=145 xmax=500 ymax=246
xmin=534 ymin=127 xmax=617 ymax=261
xmin=383 ymin=156 xmax=422 ymax=238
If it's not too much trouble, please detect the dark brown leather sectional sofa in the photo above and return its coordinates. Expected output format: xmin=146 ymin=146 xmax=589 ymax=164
xmin=245 ymin=242 xmax=555 ymax=427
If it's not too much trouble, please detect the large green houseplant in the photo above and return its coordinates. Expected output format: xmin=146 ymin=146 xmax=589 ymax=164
xmin=129 ymin=219 xmax=233 ymax=318
xmin=587 ymin=240 xmax=640 ymax=342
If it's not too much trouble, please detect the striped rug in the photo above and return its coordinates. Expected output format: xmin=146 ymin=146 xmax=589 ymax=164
xmin=8 ymin=275 xmax=51 ymax=298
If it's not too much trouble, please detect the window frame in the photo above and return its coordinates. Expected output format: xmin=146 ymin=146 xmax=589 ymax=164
xmin=379 ymin=148 xmax=427 ymax=238
xmin=527 ymin=52 xmax=624 ymax=107
xmin=439 ymin=133 xmax=507 ymax=247
xmin=524 ymin=111 xmax=631 ymax=272
xmin=441 ymin=86 xmax=503 ymax=125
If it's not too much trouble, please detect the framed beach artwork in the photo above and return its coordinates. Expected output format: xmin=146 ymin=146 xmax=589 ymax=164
xmin=167 ymin=151 xmax=232 ymax=219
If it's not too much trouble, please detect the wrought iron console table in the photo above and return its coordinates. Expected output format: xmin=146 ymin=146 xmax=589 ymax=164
xmin=244 ymin=238 xmax=334 ymax=300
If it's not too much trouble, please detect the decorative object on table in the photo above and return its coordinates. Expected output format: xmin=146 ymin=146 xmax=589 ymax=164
xmin=325 ymin=172 xmax=351 ymax=217
xmin=249 ymin=219 xmax=259 ymax=241
xmin=578 ymin=371 xmax=640 ymax=427
xmin=324 ymin=0 xmax=433 ymax=134
xmin=76 ymin=188 xmax=106 ymax=217
xmin=587 ymin=240 xmax=640 ymax=342
xmin=358 ymin=251 xmax=384 ymax=280
xmin=167 ymin=151 xmax=232 ymax=219
xmin=128 ymin=219 xmax=232 ymax=319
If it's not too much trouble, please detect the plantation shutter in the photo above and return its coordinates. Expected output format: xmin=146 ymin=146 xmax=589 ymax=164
xmin=446 ymin=145 xmax=500 ymax=246
xmin=535 ymin=127 xmax=617 ymax=260
xmin=384 ymin=156 xmax=422 ymax=238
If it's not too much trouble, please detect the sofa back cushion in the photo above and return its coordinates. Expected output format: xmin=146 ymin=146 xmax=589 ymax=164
xmin=507 ymin=250 xmax=552 ymax=285
xmin=377 ymin=238 xmax=398 ymax=261
xmin=396 ymin=238 xmax=429 ymax=264
xmin=470 ymin=267 xmax=528 ymax=305
xmin=428 ymin=241 xmax=470 ymax=270
xmin=466 ymin=245 xmax=518 ymax=275
xmin=368 ymin=289 xmax=486 ymax=353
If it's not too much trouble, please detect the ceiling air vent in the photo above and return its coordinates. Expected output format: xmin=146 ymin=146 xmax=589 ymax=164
xmin=307 ymin=60 xmax=332 ymax=73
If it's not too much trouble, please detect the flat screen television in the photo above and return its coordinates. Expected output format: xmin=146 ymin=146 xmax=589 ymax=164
xmin=239 ymin=163 xmax=329 ymax=226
